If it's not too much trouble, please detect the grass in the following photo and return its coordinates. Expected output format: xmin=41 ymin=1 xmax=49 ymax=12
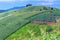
xmin=5 ymin=12 xmax=60 ymax=40
xmin=6 ymin=24 xmax=60 ymax=40
xmin=0 ymin=6 xmax=60 ymax=40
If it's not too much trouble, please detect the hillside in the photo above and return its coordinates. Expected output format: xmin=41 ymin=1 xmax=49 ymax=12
xmin=6 ymin=23 xmax=60 ymax=40
xmin=0 ymin=6 xmax=60 ymax=40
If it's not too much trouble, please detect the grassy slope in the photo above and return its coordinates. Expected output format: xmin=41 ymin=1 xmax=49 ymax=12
xmin=0 ymin=6 xmax=60 ymax=40
xmin=6 ymin=7 xmax=60 ymax=40
xmin=6 ymin=23 xmax=60 ymax=40
xmin=0 ymin=6 xmax=47 ymax=40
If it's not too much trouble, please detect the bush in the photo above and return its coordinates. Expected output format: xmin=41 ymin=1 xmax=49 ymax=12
xmin=46 ymin=26 xmax=53 ymax=33
xmin=40 ymin=9 xmax=42 ymax=11
xmin=56 ymin=34 xmax=60 ymax=40
xmin=51 ymin=8 xmax=53 ymax=10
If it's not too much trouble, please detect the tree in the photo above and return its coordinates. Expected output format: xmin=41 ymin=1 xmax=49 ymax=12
xmin=51 ymin=8 xmax=53 ymax=10
xmin=26 ymin=4 xmax=32 ymax=7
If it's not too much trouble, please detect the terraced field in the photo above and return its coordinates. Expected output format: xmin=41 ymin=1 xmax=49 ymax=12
xmin=0 ymin=6 xmax=60 ymax=40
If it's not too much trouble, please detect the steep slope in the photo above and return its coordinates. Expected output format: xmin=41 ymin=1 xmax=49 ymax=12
xmin=0 ymin=6 xmax=60 ymax=40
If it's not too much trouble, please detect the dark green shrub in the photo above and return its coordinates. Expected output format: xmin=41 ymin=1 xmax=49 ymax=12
xmin=46 ymin=26 xmax=53 ymax=33
xmin=40 ymin=9 xmax=42 ymax=11
xmin=57 ymin=34 xmax=60 ymax=40
xmin=51 ymin=8 xmax=53 ymax=10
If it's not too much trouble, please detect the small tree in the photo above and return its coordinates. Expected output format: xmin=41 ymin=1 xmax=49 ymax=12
xmin=50 ymin=8 xmax=53 ymax=13
xmin=26 ymin=4 xmax=32 ymax=7
xmin=51 ymin=8 xmax=53 ymax=10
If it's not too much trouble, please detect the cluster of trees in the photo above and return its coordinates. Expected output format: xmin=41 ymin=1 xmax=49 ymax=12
xmin=26 ymin=4 xmax=32 ymax=7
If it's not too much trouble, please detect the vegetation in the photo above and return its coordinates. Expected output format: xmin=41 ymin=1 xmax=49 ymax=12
xmin=6 ymin=24 xmax=60 ymax=40
xmin=46 ymin=26 xmax=53 ymax=33
xmin=0 ymin=6 xmax=60 ymax=40
xmin=43 ymin=7 xmax=48 ymax=10
xmin=51 ymin=8 xmax=53 ymax=10
xmin=26 ymin=4 xmax=32 ymax=7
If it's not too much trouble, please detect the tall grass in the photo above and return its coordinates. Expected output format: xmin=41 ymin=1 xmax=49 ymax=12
xmin=6 ymin=24 xmax=60 ymax=40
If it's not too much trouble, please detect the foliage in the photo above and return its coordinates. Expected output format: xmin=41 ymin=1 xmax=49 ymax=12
xmin=6 ymin=24 xmax=60 ymax=40
xmin=46 ymin=26 xmax=53 ymax=33
xmin=43 ymin=7 xmax=48 ymax=10
xmin=26 ymin=4 xmax=32 ymax=7
xmin=0 ymin=6 xmax=59 ymax=40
